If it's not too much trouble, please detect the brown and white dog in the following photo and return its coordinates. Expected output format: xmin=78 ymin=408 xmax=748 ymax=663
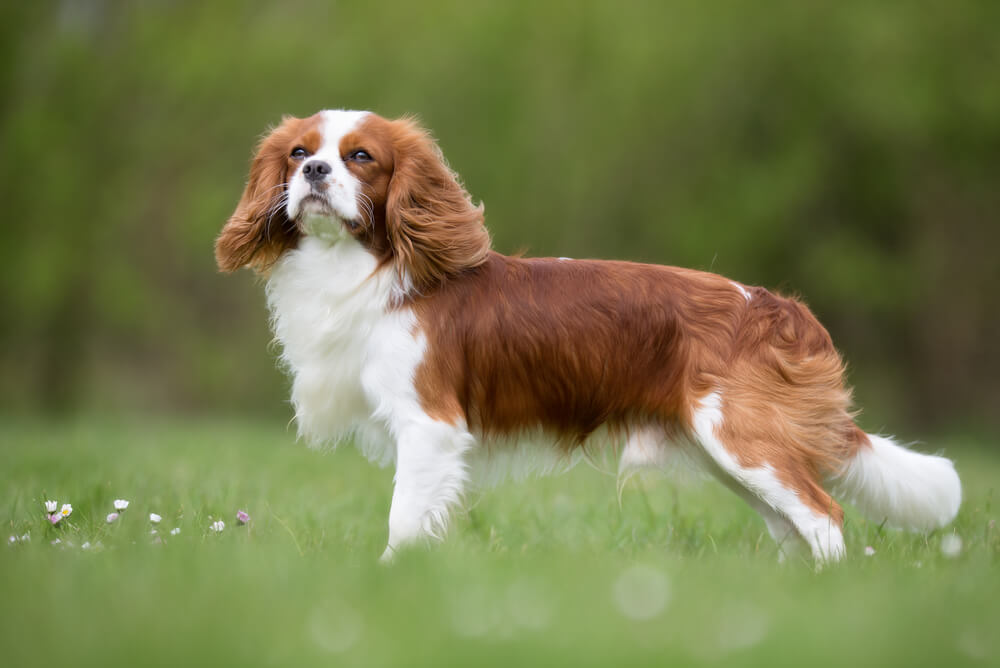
xmin=216 ymin=110 xmax=961 ymax=563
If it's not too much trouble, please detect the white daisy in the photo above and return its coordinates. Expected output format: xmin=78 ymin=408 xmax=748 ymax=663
xmin=149 ymin=513 xmax=162 ymax=524
xmin=209 ymin=520 xmax=225 ymax=533
xmin=59 ymin=504 xmax=73 ymax=518
xmin=113 ymin=499 xmax=129 ymax=511
xmin=45 ymin=500 xmax=58 ymax=514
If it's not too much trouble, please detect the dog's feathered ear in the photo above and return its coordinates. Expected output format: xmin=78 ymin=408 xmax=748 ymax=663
xmin=215 ymin=117 xmax=301 ymax=273
xmin=385 ymin=117 xmax=490 ymax=292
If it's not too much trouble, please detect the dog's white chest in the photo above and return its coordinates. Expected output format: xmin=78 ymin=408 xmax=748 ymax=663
xmin=265 ymin=236 xmax=399 ymax=454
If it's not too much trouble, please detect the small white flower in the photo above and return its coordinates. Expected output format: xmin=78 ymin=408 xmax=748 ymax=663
xmin=51 ymin=538 xmax=62 ymax=546
xmin=149 ymin=513 xmax=162 ymax=524
xmin=45 ymin=500 xmax=58 ymax=513
xmin=864 ymin=546 xmax=876 ymax=556
xmin=7 ymin=535 xmax=15 ymax=544
xmin=113 ymin=499 xmax=129 ymax=511
xmin=169 ymin=527 xmax=181 ymax=536
xmin=210 ymin=520 xmax=225 ymax=533
xmin=106 ymin=512 xmax=119 ymax=524
xmin=59 ymin=503 xmax=73 ymax=518
xmin=941 ymin=534 xmax=963 ymax=558
xmin=20 ymin=533 xmax=30 ymax=543
xmin=81 ymin=541 xmax=92 ymax=550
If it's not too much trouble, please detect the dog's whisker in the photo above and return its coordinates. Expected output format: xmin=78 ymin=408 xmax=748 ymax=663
xmin=262 ymin=191 xmax=290 ymax=241
xmin=356 ymin=192 xmax=375 ymax=229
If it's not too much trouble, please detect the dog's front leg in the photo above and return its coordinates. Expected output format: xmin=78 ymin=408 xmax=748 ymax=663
xmin=380 ymin=419 xmax=473 ymax=562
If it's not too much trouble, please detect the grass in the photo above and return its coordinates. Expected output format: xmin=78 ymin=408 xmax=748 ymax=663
xmin=2 ymin=416 xmax=998 ymax=667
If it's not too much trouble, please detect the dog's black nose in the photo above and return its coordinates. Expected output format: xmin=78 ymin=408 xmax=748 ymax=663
xmin=302 ymin=160 xmax=331 ymax=182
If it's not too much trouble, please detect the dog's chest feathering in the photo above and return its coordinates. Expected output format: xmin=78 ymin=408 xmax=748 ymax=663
xmin=265 ymin=236 xmax=415 ymax=465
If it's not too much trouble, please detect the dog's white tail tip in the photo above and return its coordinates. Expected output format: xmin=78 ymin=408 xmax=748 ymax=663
xmin=834 ymin=434 xmax=961 ymax=531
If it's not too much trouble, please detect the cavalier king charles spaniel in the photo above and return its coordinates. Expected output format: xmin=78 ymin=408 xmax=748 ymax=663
xmin=216 ymin=110 xmax=960 ymax=563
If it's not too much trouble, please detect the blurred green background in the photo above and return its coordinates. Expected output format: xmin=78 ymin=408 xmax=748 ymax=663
xmin=2 ymin=5 xmax=998 ymax=665
xmin=1 ymin=0 xmax=998 ymax=436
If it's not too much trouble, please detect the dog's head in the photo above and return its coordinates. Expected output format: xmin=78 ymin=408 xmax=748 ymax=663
xmin=215 ymin=110 xmax=491 ymax=292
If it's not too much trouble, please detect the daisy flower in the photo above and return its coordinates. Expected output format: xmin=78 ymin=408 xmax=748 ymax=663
xmin=106 ymin=513 xmax=119 ymax=524
xmin=149 ymin=513 xmax=162 ymax=524
xmin=45 ymin=500 xmax=58 ymax=514
xmin=170 ymin=527 xmax=181 ymax=536
xmin=113 ymin=499 xmax=129 ymax=511
xmin=210 ymin=520 xmax=225 ymax=533
xmin=59 ymin=504 xmax=73 ymax=519
xmin=236 ymin=510 xmax=250 ymax=525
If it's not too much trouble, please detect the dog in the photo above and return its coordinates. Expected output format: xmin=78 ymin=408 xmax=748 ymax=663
xmin=216 ymin=110 xmax=961 ymax=562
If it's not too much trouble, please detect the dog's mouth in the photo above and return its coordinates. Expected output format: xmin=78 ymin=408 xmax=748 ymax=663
xmin=295 ymin=194 xmax=361 ymax=238
xmin=297 ymin=193 xmax=333 ymax=215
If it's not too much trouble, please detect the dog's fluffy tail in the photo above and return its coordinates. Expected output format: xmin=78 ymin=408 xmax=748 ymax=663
xmin=832 ymin=431 xmax=961 ymax=531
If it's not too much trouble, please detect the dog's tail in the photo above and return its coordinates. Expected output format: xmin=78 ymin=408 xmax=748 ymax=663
xmin=832 ymin=427 xmax=961 ymax=531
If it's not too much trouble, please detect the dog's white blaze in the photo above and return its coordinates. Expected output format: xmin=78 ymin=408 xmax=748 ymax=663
xmin=286 ymin=109 xmax=368 ymax=226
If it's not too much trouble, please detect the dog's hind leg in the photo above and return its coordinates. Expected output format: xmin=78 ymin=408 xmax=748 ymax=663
xmin=686 ymin=450 xmax=807 ymax=562
xmin=380 ymin=419 xmax=474 ymax=562
xmin=748 ymin=499 xmax=806 ymax=562
xmin=690 ymin=391 xmax=845 ymax=563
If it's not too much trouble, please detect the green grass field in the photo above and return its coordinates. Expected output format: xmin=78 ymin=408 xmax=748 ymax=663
xmin=2 ymin=417 xmax=997 ymax=667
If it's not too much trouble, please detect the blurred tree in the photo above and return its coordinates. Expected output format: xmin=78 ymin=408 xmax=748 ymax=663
xmin=0 ymin=0 xmax=997 ymax=433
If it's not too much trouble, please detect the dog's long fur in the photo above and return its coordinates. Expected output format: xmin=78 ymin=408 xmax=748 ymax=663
xmin=216 ymin=110 xmax=961 ymax=562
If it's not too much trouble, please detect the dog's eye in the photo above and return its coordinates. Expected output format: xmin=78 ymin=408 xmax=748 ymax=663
xmin=346 ymin=149 xmax=373 ymax=162
xmin=290 ymin=147 xmax=309 ymax=159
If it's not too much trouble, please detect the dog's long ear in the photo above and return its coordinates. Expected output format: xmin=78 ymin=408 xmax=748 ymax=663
xmin=385 ymin=117 xmax=490 ymax=292
xmin=215 ymin=118 xmax=302 ymax=273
